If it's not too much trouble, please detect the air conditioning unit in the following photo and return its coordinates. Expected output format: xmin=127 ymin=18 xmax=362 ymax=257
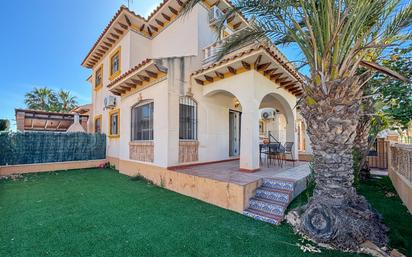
xmin=209 ymin=6 xmax=224 ymax=24
xmin=261 ymin=110 xmax=276 ymax=120
xmin=104 ymin=96 xmax=117 ymax=109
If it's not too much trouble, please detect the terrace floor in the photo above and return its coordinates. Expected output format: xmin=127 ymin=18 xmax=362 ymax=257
xmin=173 ymin=159 xmax=310 ymax=186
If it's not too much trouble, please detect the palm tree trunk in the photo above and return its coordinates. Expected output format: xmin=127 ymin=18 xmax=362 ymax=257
xmin=293 ymin=80 xmax=387 ymax=251
xmin=354 ymin=114 xmax=372 ymax=181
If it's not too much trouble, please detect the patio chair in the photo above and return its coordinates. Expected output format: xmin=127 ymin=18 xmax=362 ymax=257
xmin=267 ymin=143 xmax=282 ymax=167
xmin=282 ymin=142 xmax=295 ymax=166
xmin=260 ymin=143 xmax=272 ymax=166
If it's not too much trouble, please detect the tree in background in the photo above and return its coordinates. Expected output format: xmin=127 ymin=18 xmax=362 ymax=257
xmin=25 ymin=87 xmax=57 ymax=111
xmin=183 ymin=0 xmax=411 ymax=252
xmin=57 ymin=89 xmax=78 ymax=113
xmin=378 ymin=47 xmax=412 ymax=140
xmin=24 ymin=87 xmax=78 ymax=113
xmin=0 ymin=119 xmax=10 ymax=131
xmin=354 ymin=46 xmax=411 ymax=182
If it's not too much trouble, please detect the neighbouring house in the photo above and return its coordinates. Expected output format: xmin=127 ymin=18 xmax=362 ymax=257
xmin=15 ymin=108 xmax=91 ymax=133
xmin=83 ymin=1 xmax=313 ymax=173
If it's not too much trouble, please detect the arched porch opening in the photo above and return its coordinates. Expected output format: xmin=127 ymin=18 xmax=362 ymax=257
xmin=258 ymin=92 xmax=298 ymax=163
xmin=259 ymin=93 xmax=295 ymax=144
xmin=202 ymin=89 xmax=244 ymax=160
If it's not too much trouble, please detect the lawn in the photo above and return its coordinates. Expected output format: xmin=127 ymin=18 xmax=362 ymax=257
xmin=0 ymin=169 xmax=410 ymax=257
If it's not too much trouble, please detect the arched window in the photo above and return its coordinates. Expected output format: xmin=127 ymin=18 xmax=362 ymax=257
xmin=179 ymin=97 xmax=198 ymax=140
xmin=131 ymin=101 xmax=154 ymax=141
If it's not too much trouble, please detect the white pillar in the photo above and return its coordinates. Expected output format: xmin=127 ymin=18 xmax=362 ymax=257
xmin=285 ymin=112 xmax=298 ymax=161
xmin=154 ymin=58 xmax=180 ymax=167
xmin=239 ymin=102 xmax=261 ymax=171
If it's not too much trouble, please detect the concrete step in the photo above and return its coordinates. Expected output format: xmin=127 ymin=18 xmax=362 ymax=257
xmin=262 ymin=178 xmax=295 ymax=191
xmin=248 ymin=197 xmax=287 ymax=216
xmin=243 ymin=208 xmax=283 ymax=225
xmin=255 ymin=187 xmax=292 ymax=204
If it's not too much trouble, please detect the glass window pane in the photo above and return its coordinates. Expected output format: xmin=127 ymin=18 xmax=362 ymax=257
xmin=110 ymin=113 xmax=118 ymax=135
xmin=131 ymin=102 xmax=153 ymax=141
xmin=179 ymin=97 xmax=197 ymax=140
xmin=95 ymin=118 xmax=101 ymax=133
xmin=111 ymin=54 xmax=119 ymax=75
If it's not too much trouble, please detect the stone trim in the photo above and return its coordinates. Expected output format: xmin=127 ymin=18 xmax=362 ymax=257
xmin=178 ymin=140 xmax=199 ymax=163
xmin=0 ymin=159 xmax=107 ymax=176
xmin=129 ymin=141 xmax=154 ymax=163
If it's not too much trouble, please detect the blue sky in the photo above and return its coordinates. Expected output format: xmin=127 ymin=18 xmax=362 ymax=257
xmin=0 ymin=0 xmax=163 ymax=129
xmin=0 ymin=0 xmax=304 ymax=130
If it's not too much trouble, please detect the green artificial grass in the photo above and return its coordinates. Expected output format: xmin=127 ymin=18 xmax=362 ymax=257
xmin=0 ymin=169 xmax=410 ymax=257
xmin=358 ymin=177 xmax=412 ymax=257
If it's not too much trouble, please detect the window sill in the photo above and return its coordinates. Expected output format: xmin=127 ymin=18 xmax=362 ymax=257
xmin=108 ymin=135 xmax=120 ymax=139
xmin=94 ymin=84 xmax=102 ymax=91
xmin=129 ymin=140 xmax=154 ymax=146
xmin=109 ymin=71 xmax=121 ymax=81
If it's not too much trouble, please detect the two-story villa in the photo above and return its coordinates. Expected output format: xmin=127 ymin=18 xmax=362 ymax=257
xmin=82 ymin=0 xmax=312 ymax=223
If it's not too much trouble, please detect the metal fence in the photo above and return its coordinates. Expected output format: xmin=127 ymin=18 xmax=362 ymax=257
xmin=0 ymin=132 xmax=106 ymax=166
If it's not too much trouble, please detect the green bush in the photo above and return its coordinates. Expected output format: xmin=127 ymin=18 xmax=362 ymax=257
xmin=0 ymin=119 xmax=10 ymax=131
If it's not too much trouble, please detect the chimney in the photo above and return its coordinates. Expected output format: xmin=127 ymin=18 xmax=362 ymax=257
xmin=66 ymin=113 xmax=86 ymax=133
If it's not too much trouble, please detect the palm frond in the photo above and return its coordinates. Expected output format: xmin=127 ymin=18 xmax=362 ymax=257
xmin=360 ymin=60 xmax=409 ymax=82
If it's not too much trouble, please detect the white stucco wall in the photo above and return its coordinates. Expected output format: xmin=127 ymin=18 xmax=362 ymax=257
xmin=130 ymin=30 xmax=152 ymax=67
xmin=117 ymin=79 xmax=171 ymax=167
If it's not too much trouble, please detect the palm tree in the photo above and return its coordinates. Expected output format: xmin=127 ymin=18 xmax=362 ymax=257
xmin=184 ymin=0 xmax=411 ymax=252
xmin=24 ymin=87 xmax=57 ymax=111
xmin=57 ymin=89 xmax=78 ymax=112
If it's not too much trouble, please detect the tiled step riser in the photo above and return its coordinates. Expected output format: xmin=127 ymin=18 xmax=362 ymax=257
xmin=262 ymin=179 xmax=294 ymax=191
xmin=256 ymin=189 xmax=290 ymax=203
xmin=243 ymin=177 xmax=299 ymax=225
xmin=248 ymin=199 xmax=285 ymax=216
xmin=243 ymin=210 xmax=279 ymax=225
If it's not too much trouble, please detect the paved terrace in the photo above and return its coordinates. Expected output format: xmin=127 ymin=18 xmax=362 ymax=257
xmin=173 ymin=160 xmax=311 ymax=186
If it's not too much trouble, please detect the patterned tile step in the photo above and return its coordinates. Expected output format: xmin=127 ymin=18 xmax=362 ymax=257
xmin=255 ymin=187 xmax=292 ymax=203
xmin=262 ymin=178 xmax=295 ymax=191
xmin=243 ymin=208 xmax=283 ymax=225
xmin=248 ymin=197 xmax=287 ymax=216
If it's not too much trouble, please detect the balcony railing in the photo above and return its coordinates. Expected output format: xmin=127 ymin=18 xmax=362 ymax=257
xmin=201 ymin=29 xmax=295 ymax=71
xmin=202 ymin=27 xmax=253 ymax=66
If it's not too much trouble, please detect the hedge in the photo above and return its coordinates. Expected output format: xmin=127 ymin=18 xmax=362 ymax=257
xmin=0 ymin=132 xmax=106 ymax=166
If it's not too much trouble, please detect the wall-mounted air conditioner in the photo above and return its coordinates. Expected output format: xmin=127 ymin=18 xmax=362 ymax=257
xmin=261 ymin=110 xmax=276 ymax=120
xmin=104 ymin=96 xmax=117 ymax=110
xmin=209 ymin=6 xmax=224 ymax=24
